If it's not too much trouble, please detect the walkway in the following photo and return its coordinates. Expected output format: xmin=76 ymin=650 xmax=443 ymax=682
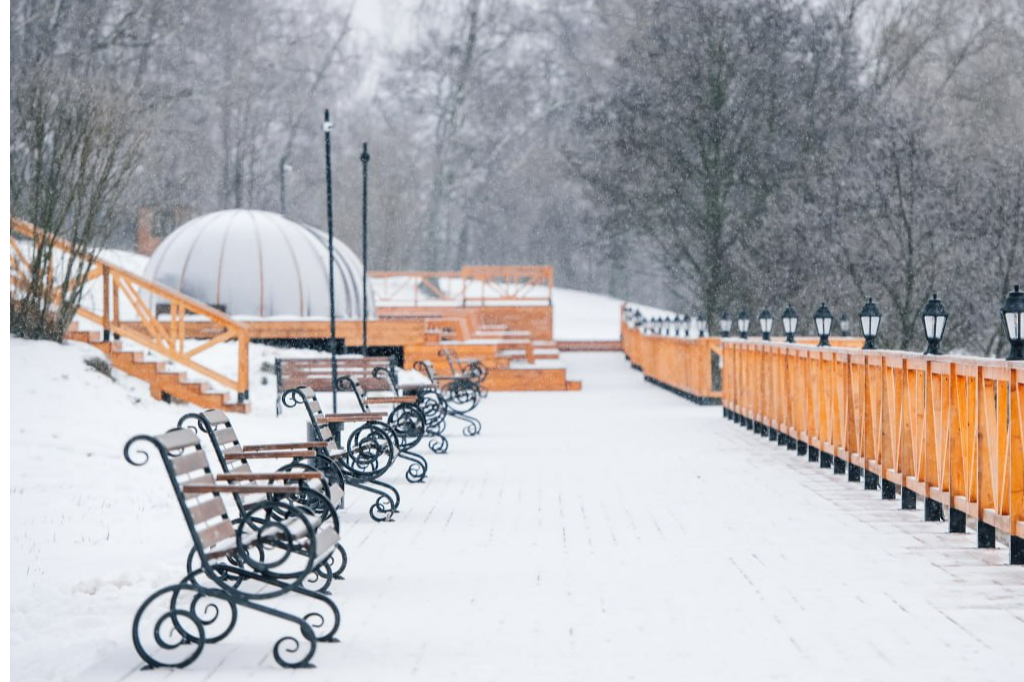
xmin=84 ymin=353 xmax=1022 ymax=681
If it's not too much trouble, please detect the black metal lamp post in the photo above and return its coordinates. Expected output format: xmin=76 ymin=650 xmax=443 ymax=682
xmin=719 ymin=311 xmax=732 ymax=338
xmin=360 ymin=142 xmax=370 ymax=356
xmin=813 ymin=302 xmax=833 ymax=347
xmin=1001 ymin=285 xmax=1024 ymax=361
xmin=782 ymin=304 xmax=798 ymax=343
xmin=839 ymin=313 xmax=850 ymax=337
xmin=680 ymin=314 xmax=690 ymax=337
xmin=737 ymin=310 xmax=750 ymax=339
xmin=323 ymin=109 xmax=338 ymax=412
xmin=697 ymin=315 xmax=707 ymax=338
xmin=859 ymin=298 xmax=881 ymax=350
xmin=672 ymin=314 xmax=683 ymax=337
xmin=759 ymin=307 xmax=773 ymax=341
xmin=921 ymin=293 xmax=948 ymax=355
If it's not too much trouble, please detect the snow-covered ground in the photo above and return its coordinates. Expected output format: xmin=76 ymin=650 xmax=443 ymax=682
xmin=10 ymin=343 xmax=1023 ymax=681
xmin=551 ymin=288 xmax=622 ymax=341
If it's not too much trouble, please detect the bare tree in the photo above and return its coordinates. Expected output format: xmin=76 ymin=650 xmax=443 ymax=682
xmin=10 ymin=66 xmax=146 ymax=340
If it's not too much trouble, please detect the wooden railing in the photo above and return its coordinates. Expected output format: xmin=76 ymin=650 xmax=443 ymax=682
xmin=370 ymin=266 xmax=553 ymax=307
xmin=622 ymin=323 xmax=723 ymax=403
xmin=621 ymin=310 xmax=862 ymax=404
xmin=623 ymin=301 xmax=1023 ymax=562
xmin=721 ymin=340 xmax=1023 ymax=561
xmin=10 ymin=217 xmax=249 ymax=400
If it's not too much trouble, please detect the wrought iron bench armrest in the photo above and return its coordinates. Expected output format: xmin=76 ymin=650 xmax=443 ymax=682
xmin=224 ymin=449 xmax=324 ymax=460
xmin=216 ymin=472 xmax=324 ymax=482
xmin=364 ymin=396 xmax=418 ymax=404
xmin=317 ymin=412 xmax=388 ymax=423
xmin=243 ymin=441 xmax=329 ymax=452
xmin=182 ymin=483 xmax=300 ymax=495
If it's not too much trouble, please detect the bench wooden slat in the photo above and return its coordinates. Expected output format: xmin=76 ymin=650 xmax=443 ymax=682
xmin=365 ymin=396 xmax=417 ymax=404
xmin=171 ymin=450 xmax=209 ymax=475
xmin=202 ymin=409 xmax=230 ymax=426
xmin=183 ymin=483 xmax=300 ymax=495
xmin=243 ymin=442 xmax=328 ymax=452
xmin=188 ymin=496 xmax=228 ymax=525
xmin=157 ymin=429 xmax=201 ymax=451
xmin=214 ymin=426 xmax=239 ymax=446
xmin=198 ymin=520 xmax=235 ymax=548
xmin=317 ymin=412 xmax=387 ymax=423
xmin=217 ymin=472 xmax=323 ymax=481
xmin=224 ymin=449 xmax=323 ymax=460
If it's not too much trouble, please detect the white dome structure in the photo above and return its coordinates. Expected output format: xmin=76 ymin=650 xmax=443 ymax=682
xmin=143 ymin=209 xmax=375 ymax=319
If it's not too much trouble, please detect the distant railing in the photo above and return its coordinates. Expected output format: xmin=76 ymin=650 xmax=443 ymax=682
xmin=370 ymin=266 xmax=553 ymax=307
xmin=10 ymin=217 xmax=249 ymax=400
xmin=620 ymin=309 xmax=860 ymax=404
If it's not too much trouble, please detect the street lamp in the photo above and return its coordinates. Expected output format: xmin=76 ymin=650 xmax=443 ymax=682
xmin=680 ymin=314 xmax=690 ymax=337
xmin=697 ymin=315 xmax=707 ymax=337
xmin=839 ymin=313 xmax=850 ymax=337
xmin=1001 ymin=284 xmax=1024 ymax=361
xmin=782 ymin=304 xmax=798 ymax=343
xmin=719 ymin=311 xmax=732 ymax=338
xmin=759 ymin=307 xmax=773 ymax=341
xmin=859 ymin=298 xmax=881 ymax=350
xmin=921 ymin=293 xmax=948 ymax=355
xmin=737 ymin=310 xmax=750 ymax=339
xmin=813 ymin=302 xmax=833 ymax=347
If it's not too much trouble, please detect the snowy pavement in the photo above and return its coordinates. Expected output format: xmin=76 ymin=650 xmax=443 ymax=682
xmin=12 ymin=349 xmax=1023 ymax=681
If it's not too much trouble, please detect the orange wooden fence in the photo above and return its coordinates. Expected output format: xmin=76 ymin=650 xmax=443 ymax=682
xmin=622 ymin=323 xmax=723 ymax=403
xmin=721 ymin=340 xmax=1023 ymax=563
xmin=622 ymin=302 xmax=1023 ymax=563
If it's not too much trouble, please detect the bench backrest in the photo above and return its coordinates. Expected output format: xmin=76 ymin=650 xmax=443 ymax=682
xmin=275 ymin=356 xmax=395 ymax=414
xmin=124 ymin=428 xmax=235 ymax=561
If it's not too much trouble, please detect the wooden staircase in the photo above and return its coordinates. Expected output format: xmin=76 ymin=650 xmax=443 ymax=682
xmin=66 ymin=325 xmax=249 ymax=412
xmin=12 ymin=217 xmax=251 ymax=413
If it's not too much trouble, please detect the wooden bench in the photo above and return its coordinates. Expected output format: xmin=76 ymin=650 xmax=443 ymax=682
xmin=336 ymin=374 xmax=431 ymax=483
xmin=123 ymin=427 xmax=341 ymax=669
xmin=413 ymin=359 xmax=484 ymax=437
xmin=274 ymin=356 xmax=394 ymax=415
xmin=281 ymin=386 xmax=406 ymax=521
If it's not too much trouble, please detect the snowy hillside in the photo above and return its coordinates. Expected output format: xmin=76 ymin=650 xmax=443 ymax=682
xmin=551 ymin=288 xmax=622 ymax=341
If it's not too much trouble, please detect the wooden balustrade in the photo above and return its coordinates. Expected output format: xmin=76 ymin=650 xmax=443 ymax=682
xmin=10 ymin=217 xmax=249 ymax=400
xmin=622 ymin=323 xmax=723 ymax=403
xmin=722 ymin=340 xmax=1024 ymax=563
xmin=622 ymin=302 xmax=1022 ymax=562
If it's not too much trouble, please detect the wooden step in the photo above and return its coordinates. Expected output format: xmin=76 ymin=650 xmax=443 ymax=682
xmin=67 ymin=328 xmax=248 ymax=412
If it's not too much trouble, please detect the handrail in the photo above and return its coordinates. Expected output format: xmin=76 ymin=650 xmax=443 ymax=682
xmin=369 ymin=266 xmax=553 ymax=307
xmin=721 ymin=340 xmax=1023 ymax=556
xmin=10 ymin=217 xmax=249 ymax=400
xmin=622 ymin=300 xmax=1023 ymax=562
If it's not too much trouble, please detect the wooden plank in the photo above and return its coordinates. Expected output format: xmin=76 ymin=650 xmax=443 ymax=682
xmin=243 ymin=442 xmax=328 ymax=452
xmin=158 ymin=429 xmax=201 ymax=451
xmin=171 ymin=450 xmax=209 ymax=475
xmin=198 ymin=521 xmax=235 ymax=548
xmin=317 ymin=413 xmax=387 ymax=423
xmin=183 ymin=483 xmax=300 ymax=495
xmin=216 ymin=472 xmax=323 ymax=481
xmin=188 ymin=497 xmax=228 ymax=524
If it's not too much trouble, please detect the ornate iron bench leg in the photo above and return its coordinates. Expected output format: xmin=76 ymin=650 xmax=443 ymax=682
xmin=398 ymin=450 xmax=428 ymax=483
xmin=448 ymin=411 xmax=482 ymax=437
xmin=346 ymin=478 xmax=401 ymax=521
